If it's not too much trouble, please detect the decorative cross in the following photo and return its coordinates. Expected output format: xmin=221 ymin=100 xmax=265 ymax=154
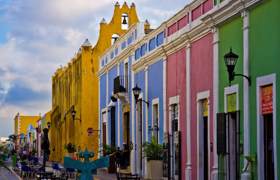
xmin=64 ymin=148 xmax=109 ymax=180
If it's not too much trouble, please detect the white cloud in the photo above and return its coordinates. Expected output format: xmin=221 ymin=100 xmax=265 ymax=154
xmin=0 ymin=0 xmax=190 ymax=137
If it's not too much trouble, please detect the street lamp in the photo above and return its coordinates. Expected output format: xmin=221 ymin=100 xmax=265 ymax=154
xmin=47 ymin=122 xmax=51 ymax=129
xmin=132 ymin=84 xmax=149 ymax=106
xmin=70 ymin=106 xmax=81 ymax=122
xmin=224 ymin=48 xmax=251 ymax=86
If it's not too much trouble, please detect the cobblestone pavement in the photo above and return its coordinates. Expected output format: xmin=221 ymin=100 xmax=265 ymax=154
xmin=0 ymin=167 xmax=20 ymax=180
xmin=94 ymin=173 xmax=117 ymax=180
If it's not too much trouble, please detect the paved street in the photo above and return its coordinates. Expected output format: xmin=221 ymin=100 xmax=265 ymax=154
xmin=94 ymin=174 xmax=117 ymax=180
xmin=0 ymin=167 xmax=19 ymax=180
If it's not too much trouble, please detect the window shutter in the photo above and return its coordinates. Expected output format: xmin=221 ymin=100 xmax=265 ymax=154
xmin=217 ymin=112 xmax=226 ymax=155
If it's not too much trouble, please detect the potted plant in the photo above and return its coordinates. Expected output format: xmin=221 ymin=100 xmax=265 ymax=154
xmin=103 ymin=144 xmax=117 ymax=173
xmin=143 ymin=137 xmax=164 ymax=180
xmin=64 ymin=143 xmax=76 ymax=158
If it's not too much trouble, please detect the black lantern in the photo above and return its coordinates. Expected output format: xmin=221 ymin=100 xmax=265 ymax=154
xmin=111 ymin=95 xmax=117 ymax=102
xmin=71 ymin=106 xmax=81 ymax=122
xmin=224 ymin=48 xmax=238 ymax=82
xmin=224 ymin=48 xmax=251 ymax=86
xmin=71 ymin=107 xmax=76 ymax=121
xmin=132 ymin=84 xmax=141 ymax=102
xmin=132 ymin=84 xmax=149 ymax=106
xmin=47 ymin=122 xmax=51 ymax=129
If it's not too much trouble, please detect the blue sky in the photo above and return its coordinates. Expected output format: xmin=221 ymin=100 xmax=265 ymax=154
xmin=0 ymin=0 xmax=190 ymax=137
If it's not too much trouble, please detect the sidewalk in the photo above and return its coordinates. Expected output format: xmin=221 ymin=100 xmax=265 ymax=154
xmin=94 ymin=173 xmax=117 ymax=180
xmin=0 ymin=160 xmax=21 ymax=180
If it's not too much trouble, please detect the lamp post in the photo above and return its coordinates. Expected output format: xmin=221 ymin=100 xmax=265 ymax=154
xmin=132 ymin=84 xmax=150 ymax=176
xmin=224 ymin=48 xmax=251 ymax=86
xmin=70 ymin=105 xmax=81 ymax=122
xmin=132 ymin=84 xmax=149 ymax=106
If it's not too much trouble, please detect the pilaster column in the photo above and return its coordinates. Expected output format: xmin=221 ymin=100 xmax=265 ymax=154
xmin=185 ymin=43 xmax=192 ymax=180
xmin=144 ymin=66 xmax=149 ymax=178
xmin=241 ymin=10 xmax=251 ymax=180
xmin=131 ymin=69 xmax=136 ymax=174
xmin=163 ymin=58 xmax=167 ymax=133
xmin=117 ymin=63 xmax=121 ymax=148
xmin=211 ymin=27 xmax=219 ymax=180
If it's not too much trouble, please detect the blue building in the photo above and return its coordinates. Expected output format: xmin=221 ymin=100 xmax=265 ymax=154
xmin=98 ymin=22 xmax=146 ymax=174
xmin=98 ymin=19 xmax=166 ymax=177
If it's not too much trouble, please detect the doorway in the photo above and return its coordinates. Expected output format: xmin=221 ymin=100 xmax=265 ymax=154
xmin=264 ymin=113 xmax=274 ymax=180
xmin=171 ymin=104 xmax=180 ymax=180
xmin=199 ymin=99 xmax=209 ymax=180
xmin=226 ymin=112 xmax=240 ymax=180
xmin=110 ymin=107 xmax=116 ymax=147
xmin=137 ymin=101 xmax=143 ymax=176
xmin=102 ymin=112 xmax=107 ymax=148
xmin=203 ymin=116 xmax=208 ymax=180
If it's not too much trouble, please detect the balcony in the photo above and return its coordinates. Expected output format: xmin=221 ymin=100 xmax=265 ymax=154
xmin=113 ymin=76 xmax=129 ymax=103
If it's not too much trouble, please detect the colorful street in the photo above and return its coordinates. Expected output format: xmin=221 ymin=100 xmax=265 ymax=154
xmin=1 ymin=0 xmax=280 ymax=179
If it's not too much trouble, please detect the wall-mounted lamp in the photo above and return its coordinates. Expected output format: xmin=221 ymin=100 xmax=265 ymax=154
xmin=132 ymin=84 xmax=149 ymax=106
xmin=224 ymin=48 xmax=251 ymax=86
xmin=70 ymin=105 xmax=81 ymax=122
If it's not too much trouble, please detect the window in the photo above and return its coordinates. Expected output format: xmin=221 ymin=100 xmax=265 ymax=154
xmin=152 ymin=103 xmax=159 ymax=143
xmin=121 ymin=13 xmax=129 ymax=30
xmin=110 ymin=51 xmax=114 ymax=59
xmin=171 ymin=104 xmax=178 ymax=132
xmin=127 ymin=35 xmax=133 ymax=45
xmin=149 ymin=38 xmax=156 ymax=51
xmin=102 ymin=111 xmax=107 ymax=146
xmin=135 ymin=48 xmax=141 ymax=60
xmin=115 ymin=47 xmax=118 ymax=56
xmin=105 ymin=56 xmax=108 ymax=64
xmin=111 ymin=34 xmax=120 ymax=45
xmin=124 ymin=62 xmax=129 ymax=89
xmin=121 ymin=41 xmax=127 ymax=50
xmin=134 ymin=29 xmax=137 ymax=39
xmin=140 ymin=43 xmax=147 ymax=56
xmin=156 ymin=32 xmax=164 ymax=46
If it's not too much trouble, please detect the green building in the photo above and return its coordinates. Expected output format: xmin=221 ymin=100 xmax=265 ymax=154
xmin=204 ymin=0 xmax=280 ymax=179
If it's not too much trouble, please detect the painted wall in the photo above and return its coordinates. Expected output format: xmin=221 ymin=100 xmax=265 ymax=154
xmin=100 ymin=74 xmax=107 ymax=110
xmin=190 ymin=33 xmax=213 ymax=180
xmin=249 ymin=0 xmax=280 ymax=176
xmin=218 ymin=16 xmax=244 ymax=178
xmin=134 ymin=70 xmax=146 ymax=142
xmin=147 ymin=60 xmax=164 ymax=143
xmin=166 ymin=47 xmax=186 ymax=180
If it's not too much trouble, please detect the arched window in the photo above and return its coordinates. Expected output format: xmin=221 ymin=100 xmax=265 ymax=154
xmin=112 ymin=34 xmax=120 ymax=45
xmin=121 ymin=13 xmax=129 ymax=30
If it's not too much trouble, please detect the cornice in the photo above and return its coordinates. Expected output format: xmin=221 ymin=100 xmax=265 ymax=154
xmin=202 ymin=0 xmax=263 ymax=28
xmin=132 ymin=47 xmax=165 ymax=72
xmin=98 ymin=46 xmax=134 ymax=76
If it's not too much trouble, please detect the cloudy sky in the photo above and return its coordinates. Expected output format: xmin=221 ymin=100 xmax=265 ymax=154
xmin=0 ymin=0 xmax=190 ymax=137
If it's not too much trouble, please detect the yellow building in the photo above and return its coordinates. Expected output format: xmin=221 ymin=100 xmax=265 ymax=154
xmin=36 ymin=111 xmax=52 ymax=159
xmin=14 ymin=113 xmax=40 ymax=148
xmin=51 ymin=2 xmax=140 ymax=162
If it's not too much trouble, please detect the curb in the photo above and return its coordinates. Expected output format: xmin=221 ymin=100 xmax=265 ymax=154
xmin=8 ymin=166 xmax=22 ymax=180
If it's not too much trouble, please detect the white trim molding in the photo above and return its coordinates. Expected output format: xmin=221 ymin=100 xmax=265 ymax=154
xmin=163 ymin=59 xmax=167 ymax=133
xmin=131 ymin=71 xmax=136 ymax=174
xmin=185 ymin=43 xmax=192 ymax=180
xmin=169 ymin=95 xmax=180 ymax=133
xmin=256 ymin=73 xmax=278 ymax=180
xmin=241 ymin=10 xmax=251 ymax=180
xmin=211 ymin=26 xmax=219 ymax=180
xmin=196 ymin=90 xmax=210 ymax=180
xmin=224 ymin=84 xmax=239 ymax=113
